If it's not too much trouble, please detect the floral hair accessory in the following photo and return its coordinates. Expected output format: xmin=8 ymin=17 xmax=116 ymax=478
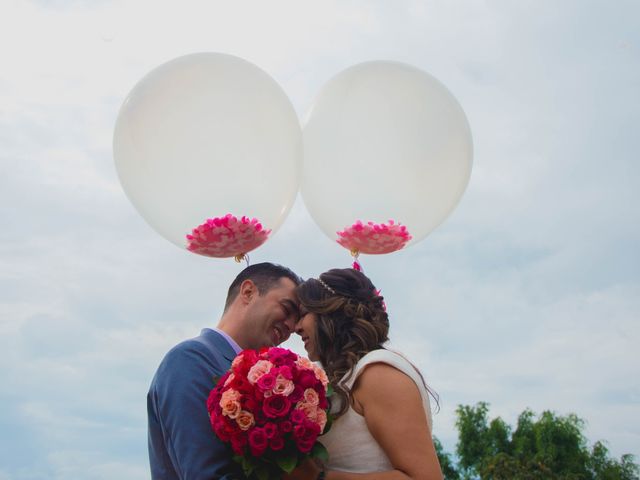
xmin=186 ymin=214 xmax=271 ymax=259
xmin=375 ymin=289 xmax=387 ymax=312
xmin=317 ymin=278 xmax=336 ymax=295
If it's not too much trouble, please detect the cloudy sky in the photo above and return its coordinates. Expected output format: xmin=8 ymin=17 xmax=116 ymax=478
xmin=1 ymin=0 xmax=639 ymax=478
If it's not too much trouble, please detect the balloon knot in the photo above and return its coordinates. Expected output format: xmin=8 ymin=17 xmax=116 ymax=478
xmin=234 ymin=253 xmax=250 ymax=266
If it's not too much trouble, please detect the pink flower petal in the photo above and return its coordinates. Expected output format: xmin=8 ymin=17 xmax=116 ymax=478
xmin=336 ymin=219 xmax=412 ymax=255
xmin=186 ymin=214 xmax=272 ymax=258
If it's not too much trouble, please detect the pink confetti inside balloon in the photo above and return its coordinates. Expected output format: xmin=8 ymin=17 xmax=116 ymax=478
xmin=336 ymin=220 xmax=412 ymax=255
xmin=186 ymin=214 xmax=271 ymax=258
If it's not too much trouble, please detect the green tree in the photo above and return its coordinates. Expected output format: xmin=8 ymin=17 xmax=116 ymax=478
xmin=434 ymin=436 xmax=461 ymax=480
xmin=450 ymin=402 xmax=639 ymax=480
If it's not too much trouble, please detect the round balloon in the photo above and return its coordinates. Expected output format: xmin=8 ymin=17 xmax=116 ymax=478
xmin=113 ymin=53 xmax=301 ymax=258
xmin=302 ymin=61 xmax=473 ymax=255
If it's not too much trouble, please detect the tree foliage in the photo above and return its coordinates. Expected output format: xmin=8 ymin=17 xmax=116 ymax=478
xmin=433 ymin=403 xmax=639 ymax=480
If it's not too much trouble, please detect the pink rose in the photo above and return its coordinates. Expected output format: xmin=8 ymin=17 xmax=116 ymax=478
xmin=312 ymin=364 xmax=329 ymax=387
xmin=273 ymin=374 xmax=295 ymax=396
xmin=268 ymin=347 xmax=298 ymax=365
xmin=235 ymin=410 xmax=255 ymax=431
xmin=219 ymin=389 xmax=241 ymax=418
xmin=303 ymin=388 xmax=319 ymax=406
xmin=295 ymin=357 xmax=314 ymax=370
xmin=296 ymin=401 xmax=324 ymax=429
xmin=247 ymin=360 xmax=273 ymax=385
xmin=231 ymin=354 xmax=244 ymax=370
xmin=257 ymin=373 xmax=277 ymax=391
xmin=316 ymin=409 xmax=328 ymax=431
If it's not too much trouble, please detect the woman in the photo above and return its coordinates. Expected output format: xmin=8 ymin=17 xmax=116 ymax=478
xmin=290 ymin=268 xmax=443 ymax=480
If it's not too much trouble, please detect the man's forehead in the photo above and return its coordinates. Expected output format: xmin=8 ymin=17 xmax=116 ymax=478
xmin=273 ymin=278 xmax=300 ymax=304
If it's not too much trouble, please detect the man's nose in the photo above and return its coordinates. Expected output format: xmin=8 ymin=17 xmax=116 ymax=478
xmin=283 ymin=316 xmax=296 ymax=335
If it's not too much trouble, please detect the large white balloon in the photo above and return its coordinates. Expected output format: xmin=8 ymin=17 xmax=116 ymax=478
xmin=113 ymin=53 xmax=301 ymax=258
xmin=302 ymin=61 xmax=473 ymax=255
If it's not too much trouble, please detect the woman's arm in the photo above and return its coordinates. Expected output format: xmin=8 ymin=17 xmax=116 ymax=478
xmin=287 ymin=363 xmax=443 ymax=480
xmin=334 ymin=362 xmax=443 ymax=480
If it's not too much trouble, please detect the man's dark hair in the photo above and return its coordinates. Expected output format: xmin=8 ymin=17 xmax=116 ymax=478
xmin=224 ymin=262 xmax=302 ymax=311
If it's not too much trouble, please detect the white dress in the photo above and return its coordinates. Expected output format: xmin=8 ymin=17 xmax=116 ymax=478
xmin=320 ymin=349 xmax=433 ymax=473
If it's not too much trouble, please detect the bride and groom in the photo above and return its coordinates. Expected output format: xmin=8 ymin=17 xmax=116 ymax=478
xmin=147 ymin=263 xmax=443 ymax=479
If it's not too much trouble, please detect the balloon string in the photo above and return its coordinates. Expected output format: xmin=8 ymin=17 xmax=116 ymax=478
xmin=350 ymin=248 xmax=362 ymax=272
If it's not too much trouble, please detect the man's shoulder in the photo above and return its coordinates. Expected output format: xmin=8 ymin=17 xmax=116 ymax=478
xmin=164 ymin=329 xmax=224 ymax=363
xmin=151 ymin=330 xmax=230 ymax=390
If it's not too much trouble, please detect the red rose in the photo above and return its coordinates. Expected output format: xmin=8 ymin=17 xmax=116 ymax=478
xmin=254 ymin=409 xmax=267 ymax=425
xmin=242 ymin=396 xmax=258 ymax=413
xmin=297 ymin=370 xmax=317 ymax=389
xmin=263 ymin=395 xmax=291 ymax=418
xmin=290 ymin=408 xmax=306 ymax=424
xmin=289 ymin=385 xmax=304 ymax=403
xmin=248 ymin=427 xmax=268 ymax=456
xmin=270 ymin=434 xmax=285 ymax=451
xmin=211 ymin=418 xmax=227 ymax=441
xmin=230 ymin=432 xmax=247 ymax=455
xmin=230 ymin=375 xmax=253 ymax=394
xmin=318 ymin=392 xmax=329 ymax=410
xmin=212 ymin=415 xmax=234 ymax=442
xmin=263 ymin=422 xmax=278 ymax=439
xmin=293 ymin=419 xmax=321 ymax=444
xmin=207 ymin=387 xmax=222 ymax=414
xmin=275 ymin=365 xmax=293 ymax=380
xmin=279 ymin=420 xmax=293 ymax=433
xmin=267 ymin=347 xmax=296 ymax=365
xmin=233 ymin=350 xmax=258 ymax=376
xmin=257 ymin=373 xmax=276 ymax=391
xmin=297 ymin=439 xmax=314 ymax=453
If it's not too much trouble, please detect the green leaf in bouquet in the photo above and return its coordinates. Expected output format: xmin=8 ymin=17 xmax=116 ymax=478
xmin=322 ymin=413 xmax=334 ymax=435
xmin=233 ymin=455 xmax=255 ymax=477
xmin=326 ymin=384 xmax=334 ymax=397
xmin=276 ymin=452 xmax=298 ymax=473
xmin=255 ymin=465 xmax=269 ymax=480
xmin=311 ymin=442 xmax=329 ymax=463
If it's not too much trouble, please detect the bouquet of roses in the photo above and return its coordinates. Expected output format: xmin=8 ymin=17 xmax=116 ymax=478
xmin=207 ymin=347 xmax=332 ymax=480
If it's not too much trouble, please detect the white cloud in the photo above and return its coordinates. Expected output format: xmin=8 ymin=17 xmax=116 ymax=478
xmin=1 ymin=0 xmax=639 ymax=477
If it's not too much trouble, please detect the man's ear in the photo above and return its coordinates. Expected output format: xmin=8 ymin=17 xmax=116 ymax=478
xmin=238 ymin=279 xmax=257 ymax=304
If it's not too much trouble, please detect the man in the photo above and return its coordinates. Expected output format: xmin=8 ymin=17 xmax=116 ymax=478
xmin=148 ymin=262 xmax=302 ymax=479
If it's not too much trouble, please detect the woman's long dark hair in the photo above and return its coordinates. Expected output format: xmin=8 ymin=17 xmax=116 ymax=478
xmin=295 ymin=268 xmax=438 ymax=418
